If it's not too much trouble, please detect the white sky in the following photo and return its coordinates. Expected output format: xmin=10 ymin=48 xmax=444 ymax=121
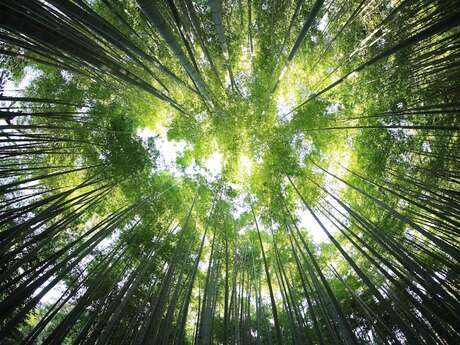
xmin=276 ymin=91 xmax=296 ymax=122
xmin=137 ymin=127 xmax=223 ymax=182
xmin=34 ymin=280 xmax=67 ymax=305
xmin=297 ymin=207 xmax=330 ymax=243
xmin=137 ymin=127 xmax=185 ymax=173
xmin=3 ymin=66 xmax=42 ymax=97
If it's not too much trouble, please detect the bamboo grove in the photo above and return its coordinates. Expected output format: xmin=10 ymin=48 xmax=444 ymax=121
xmin=0 ymin=0 xmax=459 ymax=344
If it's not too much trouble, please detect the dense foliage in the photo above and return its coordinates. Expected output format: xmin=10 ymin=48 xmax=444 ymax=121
xmin=0 ymin=0 xmax=459 ymax=344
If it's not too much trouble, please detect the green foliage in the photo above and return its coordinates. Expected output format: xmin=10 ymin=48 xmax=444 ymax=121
xmin=1 ymin=0 xmax=459 ymax=344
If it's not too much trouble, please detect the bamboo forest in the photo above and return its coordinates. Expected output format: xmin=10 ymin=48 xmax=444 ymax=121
xmin=1 ymin=0 xmax=459 ymax=344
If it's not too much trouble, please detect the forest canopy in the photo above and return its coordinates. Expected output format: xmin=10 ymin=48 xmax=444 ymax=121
xmin=0 ymin=0 xmax=459 ymax=344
